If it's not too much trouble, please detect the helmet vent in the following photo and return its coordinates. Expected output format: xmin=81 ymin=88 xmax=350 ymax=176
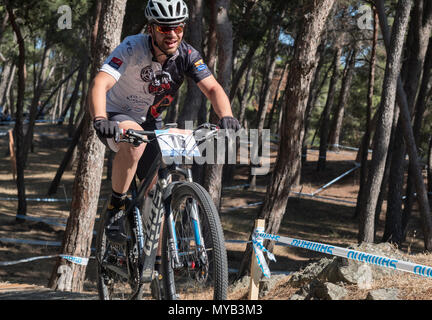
xmin=157 ymin=3 xmax=168 ymax=17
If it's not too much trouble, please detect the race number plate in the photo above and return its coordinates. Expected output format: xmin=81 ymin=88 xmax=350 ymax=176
xmin=155 ymin=129 xmax=201 ymax=159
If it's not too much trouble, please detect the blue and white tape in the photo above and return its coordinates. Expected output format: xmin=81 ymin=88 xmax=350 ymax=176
xmin=59 ymin=255 xmax=90 ymax=266
xmin=252 ymin=229 xmax=276 ymax=278
xmin=253 ymin=230 xmax=432 ymax=279
xmin=0 ymin=254 xmax=92 ymax=266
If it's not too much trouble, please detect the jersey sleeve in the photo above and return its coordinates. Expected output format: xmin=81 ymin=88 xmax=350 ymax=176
xmin=185 ymin=44 xmax=212 ymax=83
xmin=100 ymin=36 xmax=135 ymax=81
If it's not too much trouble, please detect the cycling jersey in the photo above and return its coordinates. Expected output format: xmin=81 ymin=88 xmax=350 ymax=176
xmin=100 ymin=33 xmax=212 ymax=124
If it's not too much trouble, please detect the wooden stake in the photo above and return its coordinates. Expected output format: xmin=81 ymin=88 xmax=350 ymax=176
xmin=248 ymin=219 xmax=265 ymax=300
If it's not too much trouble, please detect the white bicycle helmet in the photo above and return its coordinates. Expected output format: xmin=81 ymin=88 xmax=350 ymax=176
xmin=145 ymin=0 xmax=189 ymax=25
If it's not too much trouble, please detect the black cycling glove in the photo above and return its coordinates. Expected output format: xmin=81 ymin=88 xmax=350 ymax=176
xmin=93 ymin=118 xmax=120 ymax=142
xmin=217 ymin=116 xmax=241 ymax=132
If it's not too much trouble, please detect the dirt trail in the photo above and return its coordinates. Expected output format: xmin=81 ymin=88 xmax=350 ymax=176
xmin=0 ymin=282 xmax=98 ymax=300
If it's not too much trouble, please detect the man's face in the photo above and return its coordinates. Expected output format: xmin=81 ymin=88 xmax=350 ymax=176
xmin=151 ymin=24 xmax=184 ymax=55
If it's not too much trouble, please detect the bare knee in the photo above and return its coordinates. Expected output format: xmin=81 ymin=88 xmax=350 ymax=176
xmin=117 ymin=143 xmax=145 ymax=163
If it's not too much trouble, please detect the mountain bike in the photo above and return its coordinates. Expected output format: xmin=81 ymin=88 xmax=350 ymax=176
xmin=95 ymin=123 xmax=228 ymax=300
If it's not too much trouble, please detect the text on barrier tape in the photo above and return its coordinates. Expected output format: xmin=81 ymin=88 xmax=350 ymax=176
xmin=251 ymin=227 xmax=276 ymax=278
xmin=0 ymin=254 xmax=91 ymax=266
xmin=253 ymin=230 xmax=432 ymax=279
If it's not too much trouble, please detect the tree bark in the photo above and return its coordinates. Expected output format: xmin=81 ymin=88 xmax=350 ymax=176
xmin=203 ymin=0 xmax=233 ymax=211
xmin=66 ymin=57 xmax=88 ymax=137
xmin=354 ymin=6 xmax=378 ymax=220
xmin=0 ymin=62 xmax=12 ymax=106
xmin=48 ymin=0 xmax=127 ymax=292
xmin=266 ymin=64 xmax=288 ymax=131
xmin=317 ymin=44 xmax=342 ymax=171
xmin=22 ymin=44 xmax=54 ymax=162
xmin=384 ymin=0 xmax=432 ymax=245
xmin=377 ymin=0 xmax=432 ymax=250
xmin=401 ymin=2 xmax=432 ymax=237
xmin=248 ymin=21 xmax=281 ymax=190
xmin=2 ymin=63 xmax=16 ymax=116
xmin=237 ymin=62 xmax=253 ymax=126
xmin=237 ymin=0 xmax=336 ymax=278
xmin=358 ymin=0 xmax=412 ymax=244
xmin=329 ymin=47 xmax=357 ymax=149
xmin=177 ymin=0 xmax=204 ymax=128
xmin=6 ymin=2 xmax=27 ymax=220
xmin=302 ymin=42 xmax=327 ymax=162
xmin=428 ymin=135 xmax=432 ymax=199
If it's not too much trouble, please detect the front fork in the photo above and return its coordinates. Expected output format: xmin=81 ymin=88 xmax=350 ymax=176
xmin=165 ymin=192 xmax=207 ymax=270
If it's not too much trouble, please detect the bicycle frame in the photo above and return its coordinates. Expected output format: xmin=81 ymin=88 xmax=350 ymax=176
xmin=125 ymin=150 xmax=206 ymax=284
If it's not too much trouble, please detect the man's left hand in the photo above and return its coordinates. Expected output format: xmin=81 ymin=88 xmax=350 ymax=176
xmin=218 ymin=116 xmax=241 ymax=132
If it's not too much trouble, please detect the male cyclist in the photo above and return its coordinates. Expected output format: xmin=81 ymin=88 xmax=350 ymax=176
xmin=89 ymin=0 xmax=240 ymax=244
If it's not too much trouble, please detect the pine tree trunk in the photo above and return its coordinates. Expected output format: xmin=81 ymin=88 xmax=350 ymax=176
xmin=401 ymin=2 xmax=432 ymax=237
xmin=237 ymin=0 xmax=336 ymax=278
xmin=329 ymin=48 xmax=357 ymax=149
xmin=0 ymin=63 xmax=12 ymax=105
xmin=3 ymin=63 xmax=16 ymax=115
xmin=317 ymin=45 xmax=342 ymax=171
xmin=203 ymin=0 xmax=233 ymax=210
xmin=355 ymin=7 xmax=378 ymax=220
xmin=358 ymin=0 xmax=412 ymax=244
xmin=6 ymin=2 xmax=27 ymax=220
xmin=237 ymin=62 xmax=253 ymax=126
xmin=177 ymin=0 xmax=204 ymax=128
xmin=248 ymin=23 xmax=280 ymax=190
xmin=377 ymin=0 xmax=432 ymax=250
xmin=302 ymin=43 xmax=327 ymax=162
xmin=48 ymin=0 xmax=127 ymax=292
xmin=428 ymin=136 xmax=432 ymax=199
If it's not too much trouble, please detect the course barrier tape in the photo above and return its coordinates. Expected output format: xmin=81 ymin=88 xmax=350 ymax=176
xmin=251 ymin=227 xmax=276 ymax=278
xmin=0 ymin=196 xmax=107 ymax=203
xmin=0 ymin=197 xmax=68 ymax=202
xmin=253 ymin=230 xmax=432 ymax=279
xmin=0 ymin=254 xmax=92 ymax=266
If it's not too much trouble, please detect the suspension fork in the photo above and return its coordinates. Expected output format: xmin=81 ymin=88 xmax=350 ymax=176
xmin=187 ymin=198 xmax=204 ymax=247
xmin=165 ymin=191 xmax=206 ymax=270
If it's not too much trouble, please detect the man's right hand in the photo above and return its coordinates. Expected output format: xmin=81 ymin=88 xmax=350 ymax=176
xmin=93 ymin=118 xmax=120 ymax=142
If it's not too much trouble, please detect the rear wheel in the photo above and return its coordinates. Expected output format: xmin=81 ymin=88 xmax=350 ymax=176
xmin=161 ymin=182 xmax=228 ymax=300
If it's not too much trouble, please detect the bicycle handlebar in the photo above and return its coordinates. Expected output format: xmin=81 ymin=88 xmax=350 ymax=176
xmin=118 ymin=123 xmax=219 ymax=146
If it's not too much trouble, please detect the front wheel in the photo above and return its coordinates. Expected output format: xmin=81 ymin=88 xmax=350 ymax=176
xmin=161 ymin=182 xmax=228 ymax=300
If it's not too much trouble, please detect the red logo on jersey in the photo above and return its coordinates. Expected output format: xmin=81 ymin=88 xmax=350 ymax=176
xmin=150 ymin=95 xmax=174 ymax=118
xmin=108 ymin=57 xmax=123 ymax=69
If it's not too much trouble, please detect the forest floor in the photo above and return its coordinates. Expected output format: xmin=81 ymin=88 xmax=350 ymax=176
xmin=1 ymin=123 xmax=432 ymax=300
